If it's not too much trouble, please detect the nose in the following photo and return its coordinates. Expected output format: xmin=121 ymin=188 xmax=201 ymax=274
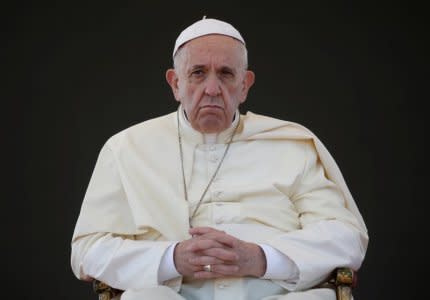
xmin=204 ymin=75 xmax=221 ymax=96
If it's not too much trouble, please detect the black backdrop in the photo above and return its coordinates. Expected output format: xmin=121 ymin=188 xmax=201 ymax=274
xmin=6 ymin=1 xmax=426 ymax=299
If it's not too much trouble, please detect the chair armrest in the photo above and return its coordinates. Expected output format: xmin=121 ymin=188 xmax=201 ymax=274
xmin=334 ymin=267 xmax=357 ymax=300
xmin=93 ymin=280 xmax=122 ymax=300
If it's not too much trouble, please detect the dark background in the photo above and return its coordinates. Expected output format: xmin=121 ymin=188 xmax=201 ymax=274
xmin=5 ymin=1 xmax=426 ymax=299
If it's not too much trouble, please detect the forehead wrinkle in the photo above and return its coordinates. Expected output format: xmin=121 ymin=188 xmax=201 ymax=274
xmin=184 ymin=53 xmax=241 ymax=74
xmin=175 ymin=35 xmax=247 ymax=72
xmin=188 ymin=63 xmax=235 ymax=72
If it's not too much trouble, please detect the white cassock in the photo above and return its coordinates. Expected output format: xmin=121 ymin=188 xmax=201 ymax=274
xmin=71 ymin=107 xmax=368 ymax=300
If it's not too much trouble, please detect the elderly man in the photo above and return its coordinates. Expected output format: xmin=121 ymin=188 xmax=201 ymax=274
xmin=71 ymin=18 xmax=368 ymax=300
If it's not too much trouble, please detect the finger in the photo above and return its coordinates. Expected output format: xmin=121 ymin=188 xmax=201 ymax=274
xmin=193 ymin=264 xmax=239 ymax=279
xmin=193 ymin=231 xmax=236 ymax=248
xmin=188 ymin=256 xmax=224 ymax=266
xmin=209 ymin=264 xmax=240 ymax=275
xmin=205 ymin=233 xmax=236 ymax=248
xmin=187 ymin=239 xmax=227 ymax=252
xmin=189 ymin=227 xmax=224 ymax=236
xmin=199 ymin=247 xmax=239 ymax=262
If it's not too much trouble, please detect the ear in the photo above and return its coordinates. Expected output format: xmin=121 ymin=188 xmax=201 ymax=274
xmin=239 ymin=70 xmax=255 ymax=104
xmin=166 ymin=69 xmax=181 ymax=101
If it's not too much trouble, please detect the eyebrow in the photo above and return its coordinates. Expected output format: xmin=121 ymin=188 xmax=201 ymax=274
xmin=188 ymin=65 xmax=205 ymax=71
xmin=220 ymin=66 xmax=235 ymax=74
xmin=188 ymin=65 xmax=236 ymax=73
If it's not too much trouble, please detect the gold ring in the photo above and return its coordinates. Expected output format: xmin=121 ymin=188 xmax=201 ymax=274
xmin=203 ymin=264 xmax=212 ymax=272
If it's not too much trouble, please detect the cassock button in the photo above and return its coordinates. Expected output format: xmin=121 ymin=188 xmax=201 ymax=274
xmin=217 ymin=284 xmax=226 ymax=289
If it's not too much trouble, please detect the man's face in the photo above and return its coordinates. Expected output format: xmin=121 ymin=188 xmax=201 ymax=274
xmin=166 ymin=35 xmax=255 ymax=133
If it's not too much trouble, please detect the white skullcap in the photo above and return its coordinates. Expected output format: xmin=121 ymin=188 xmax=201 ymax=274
xmin=173 ymin=16 xmax=245 ymax=58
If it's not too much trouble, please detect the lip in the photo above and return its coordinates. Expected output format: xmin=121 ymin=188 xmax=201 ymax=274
xmin=200 ymin=105 xmax=223 ymax=110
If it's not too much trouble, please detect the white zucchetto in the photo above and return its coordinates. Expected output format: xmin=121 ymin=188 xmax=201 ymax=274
xmin=172 ymin=17 xmax=245 ymax=58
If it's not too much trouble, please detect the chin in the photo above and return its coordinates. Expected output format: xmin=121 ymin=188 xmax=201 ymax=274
xmin=197 ymin=118 xmax=226 ymax=133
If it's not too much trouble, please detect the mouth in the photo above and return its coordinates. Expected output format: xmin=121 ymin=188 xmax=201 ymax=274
xmin=200 ymin=105 xmax=223 ymax=110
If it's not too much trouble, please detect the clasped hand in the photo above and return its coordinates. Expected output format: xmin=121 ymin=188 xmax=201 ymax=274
xmin=173 ymin=227 xmax=266 ymax=279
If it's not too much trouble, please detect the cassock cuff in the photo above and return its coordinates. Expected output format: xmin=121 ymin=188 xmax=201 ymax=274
xmin=259 ymin=243 xmax=299 ymax=281
xmin=158 ymin=242 xmax=181 ymax=283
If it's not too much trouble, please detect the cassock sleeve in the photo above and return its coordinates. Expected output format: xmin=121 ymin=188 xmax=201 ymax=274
xmin=266 ymin=141 xmax=367 ymax=291
xmin=70 ymin=141 xmax=181 ymax=290
xmin=71 ymin=233 xmax=179 ymax=290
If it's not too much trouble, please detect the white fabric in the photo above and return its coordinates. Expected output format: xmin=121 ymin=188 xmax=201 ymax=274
xmin=260 ymin=244 xmax=299 ymax=281
xmin=158 ymin=242 xmax=180 ymax=283
xmin=71 ymin=108 xmax=368 ymax=298
xmin=120 ymin=285 xmax=336 ymax=300
xmin=80 ymin=234 xmax=173 ymax=290
xmin=121 ymin=286 xmax=186 ymax=300
xmin=173 ymin=17 xmax=245 ymax=58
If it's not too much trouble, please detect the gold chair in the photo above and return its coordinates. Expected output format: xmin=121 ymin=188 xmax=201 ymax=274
xmin=92 ymin=267 xmax=357 ymax=300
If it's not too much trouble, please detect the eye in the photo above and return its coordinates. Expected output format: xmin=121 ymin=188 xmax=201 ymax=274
xmin=190 ymin=69 xmax=205 ymax=77
xmin=220 ymin=68 xmax=234 ymax=78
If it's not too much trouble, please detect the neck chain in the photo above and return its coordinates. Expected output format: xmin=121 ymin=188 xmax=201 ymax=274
xmin=177 ymin=108 xmax=239 ymax=227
